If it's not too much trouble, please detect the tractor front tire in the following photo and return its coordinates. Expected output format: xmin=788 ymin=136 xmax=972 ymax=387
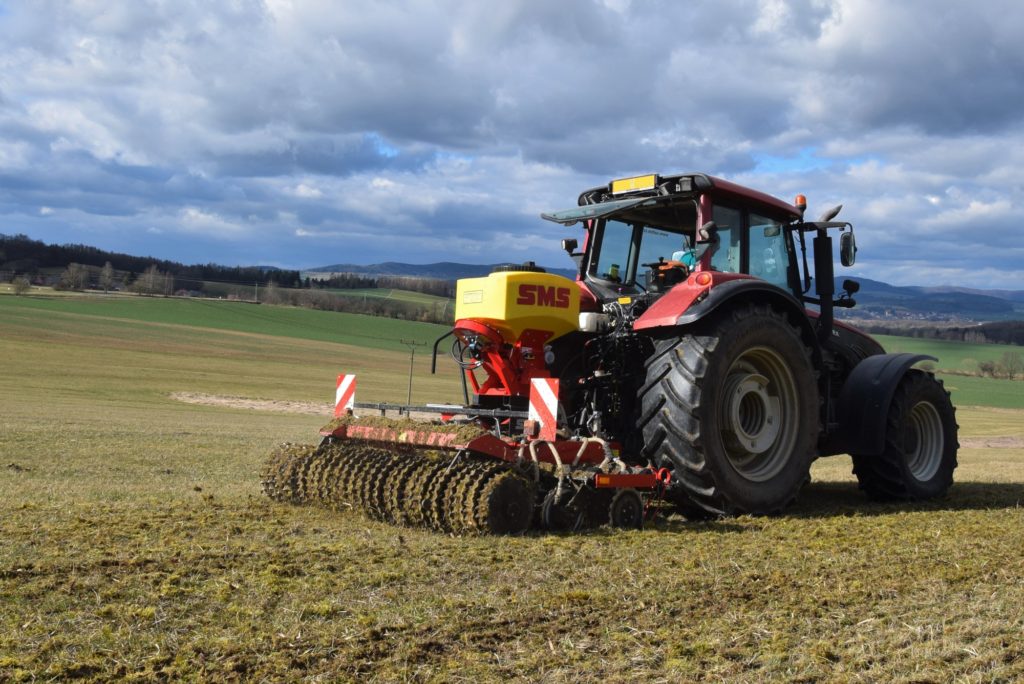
xmin=852 ymin=371 xmax=958 ymax=500
xmin=638 ymin=304 xmax=819 ymax=516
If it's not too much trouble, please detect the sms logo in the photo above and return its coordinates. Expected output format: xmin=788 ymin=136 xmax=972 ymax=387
xmin=517 ymin=284 xmax=571 ymax=308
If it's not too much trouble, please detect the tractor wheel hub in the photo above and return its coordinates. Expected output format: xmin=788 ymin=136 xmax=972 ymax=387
xmin=723 ymin=372 xmax=781 ymax=455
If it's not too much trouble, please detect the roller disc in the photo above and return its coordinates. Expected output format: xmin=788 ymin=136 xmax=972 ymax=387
xmin=476 ymin=470 xmax=536 ymax=535
xmin=444 ymin=459 xmax=496 ymax=535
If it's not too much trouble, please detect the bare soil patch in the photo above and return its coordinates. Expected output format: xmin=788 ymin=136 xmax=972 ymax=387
xmin=170 ymin=391 xmax=331 ymax=416
xmin=171 ymin=392 xmax=443 ymax=422
xmin=960 ymin=435 xmax=1024 ymax=449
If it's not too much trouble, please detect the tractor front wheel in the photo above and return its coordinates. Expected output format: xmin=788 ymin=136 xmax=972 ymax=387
xmin=638 ymin=304 xmax=819 ymax=516
xmin=852 ymin=371 xmax=958 ymax=499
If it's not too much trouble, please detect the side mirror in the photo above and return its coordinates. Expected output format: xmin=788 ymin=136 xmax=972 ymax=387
xmin=839 ymin=230 xmax=857 ymax=266
xmin=696 ymin=221 xmax=718 ymax=243
xmin=561 ymin=238 xmax=578 ymax=255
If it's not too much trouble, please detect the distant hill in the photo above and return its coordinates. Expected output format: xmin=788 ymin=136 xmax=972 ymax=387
xmin=306 ymin=261 xmax=579 ymax=280
xmin=835 ymin=277 xmax=1021 ymax=321
xmin=918 ymin=285 xmax=1024 ymax=304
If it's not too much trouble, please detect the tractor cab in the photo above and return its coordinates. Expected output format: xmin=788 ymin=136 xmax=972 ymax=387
xmin=543 ymin=172 xmax=862 ymax=348
xmin=543 ymin=172 xmax=807 ymax=305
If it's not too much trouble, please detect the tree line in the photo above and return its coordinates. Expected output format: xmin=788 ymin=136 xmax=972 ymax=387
xmin=261 ymin=283 xmax=450 ymax=324
xmin=21 ymin=260 xmax=454 ymax=323
xmin=0 ymin=233 xmax=301 ymax=288
xmin=858 ymin=321 xmax=1024 ymax=347
xmin=311 ymin=272 xmax=454 ymax=297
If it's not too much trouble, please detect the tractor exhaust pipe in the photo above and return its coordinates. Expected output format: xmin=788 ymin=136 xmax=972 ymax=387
xmin=813 ymin=230 xmax=835 ymax=345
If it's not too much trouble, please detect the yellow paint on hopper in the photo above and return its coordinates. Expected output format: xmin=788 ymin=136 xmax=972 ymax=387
xmin=455 ymin=271 xmax=580 ymax=342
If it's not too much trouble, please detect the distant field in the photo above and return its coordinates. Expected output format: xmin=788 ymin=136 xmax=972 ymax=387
xmin=0 ymin=282 xmax=83 ymax=297
xmin=3 ymin=292 xmax=1019 ymax=407
xmin=0 ymin=292 xmax=450 ymax=355
xmin=929 ymin=373 xmax=1024 ymax=410
xmin=875 ymin=333 xmax=1020 ymax=371
xmin=327 ymin=287 xmax=451 ymax=306
xmin=872 ymin=334 xmax=1024 ymax=409
xmin=1 ymin=290 xmax=1023 ymax=681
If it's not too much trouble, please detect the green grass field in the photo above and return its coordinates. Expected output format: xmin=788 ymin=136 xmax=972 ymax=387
xmin=876 ymin=333 xmax=1021 ymax=372
xmin=0 ymin=292 xmax=451 ymax=355
xmin=328 ymin=287 xmax=452 ymax=305
xmin=1 ymin=293 xmax=1023 ymax=681
xmin=872 ymin=334 xmax=1024 ymax=409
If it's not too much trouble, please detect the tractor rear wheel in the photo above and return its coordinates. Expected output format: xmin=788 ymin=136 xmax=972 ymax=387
xmin=852 ymin=371 xmax=958 ymax=499
xmin=638 ymin=304 xmax=818 ymax=516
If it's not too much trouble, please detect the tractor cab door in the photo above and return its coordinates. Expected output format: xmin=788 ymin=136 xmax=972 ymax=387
xmin=706 ymin=204 xmax=801 ymax=295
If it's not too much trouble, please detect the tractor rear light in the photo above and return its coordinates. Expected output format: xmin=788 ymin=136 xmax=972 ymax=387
xmin=594 ymin=472 xmax=661 ymax=489
xmin=695 ymin=272 xmax=713 ymax=287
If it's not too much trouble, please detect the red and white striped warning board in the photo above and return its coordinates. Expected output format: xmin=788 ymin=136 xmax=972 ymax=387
xmin=528 ymin=378 xmax=559 ymax=441
xmin=334 ymin=374 xmax=356 ymax=416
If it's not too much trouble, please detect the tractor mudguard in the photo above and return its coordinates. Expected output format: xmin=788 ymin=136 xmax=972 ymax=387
xmin=835 ymin=353 xmax=937 ymax=455
xmin=635 ymin=276 xmax=814 ymax=340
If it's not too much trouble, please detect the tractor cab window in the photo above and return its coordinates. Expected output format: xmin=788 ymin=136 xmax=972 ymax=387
xmin=709 ymin=204 xmax=796 ymax=293
xmin=587 ymin=200 xmax=698 ymax=288
xmin=711 ymin=206 xmax=741 ymax=274
xmin=749 ymin=214 xmax=788 ymax=288
xmin=637 ymin=226 xmax=689 ymax=271
xmin=591 ymin=219 xmax=635 ymax=283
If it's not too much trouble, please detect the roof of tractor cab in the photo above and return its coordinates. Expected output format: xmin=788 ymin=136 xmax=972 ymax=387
xmin=577 ymin=172 xmax=802 ymax=221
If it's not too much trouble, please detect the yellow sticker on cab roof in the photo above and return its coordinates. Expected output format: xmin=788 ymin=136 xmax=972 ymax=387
xmin=611 ymin=174 xmax=657 ymax=194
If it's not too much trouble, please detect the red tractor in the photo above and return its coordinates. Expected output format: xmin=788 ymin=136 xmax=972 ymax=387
xmin=264 ymin=172 xmax=958 ymax=533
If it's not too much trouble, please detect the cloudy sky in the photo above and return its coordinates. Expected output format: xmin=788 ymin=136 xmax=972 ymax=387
xmin=1 ymin=0 xmax=1022 ymax=288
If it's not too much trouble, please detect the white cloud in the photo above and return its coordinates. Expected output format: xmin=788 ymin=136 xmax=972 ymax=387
xmin=0 ymin=1 xmax=1021 ymax=288
xmin=290 ymin=183 xmax=323 ymax=199
xmin=923 ymin=199 xmax=1014 ymax=229
xmin=178 ymin=207 xmax=245 ymax=236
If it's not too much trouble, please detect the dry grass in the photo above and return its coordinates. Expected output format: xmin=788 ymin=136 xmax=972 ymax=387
xmin=2 ymin=297 xmax=1023 ymax=682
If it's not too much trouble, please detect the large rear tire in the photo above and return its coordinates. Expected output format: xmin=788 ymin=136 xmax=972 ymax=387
xmin=638 ymin=304 xmax=819 ymax=516
xmin=852 ymin=371 xmax=958 ymax=499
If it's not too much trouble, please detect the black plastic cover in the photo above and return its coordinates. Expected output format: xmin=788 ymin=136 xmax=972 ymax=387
xmin=835 ymin=353 xmax=937 ymax=455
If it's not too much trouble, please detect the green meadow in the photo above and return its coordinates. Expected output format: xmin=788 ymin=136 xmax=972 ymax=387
xmin=0 ymin=292 xmax=452 ymax=355
xmin=1 ymin=292 xmax=1022 ymax=682
xmin=876 ymin=332 xmax=1021 ymax=372
xmin=873 ymin=333 xmax=1024 ymax=409
xmin=328 ymin=287 xmax=452 ymax=305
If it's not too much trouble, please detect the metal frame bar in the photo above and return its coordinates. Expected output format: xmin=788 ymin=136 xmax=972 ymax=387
xmin=353 ymin=402 xmax=528 ymax=420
